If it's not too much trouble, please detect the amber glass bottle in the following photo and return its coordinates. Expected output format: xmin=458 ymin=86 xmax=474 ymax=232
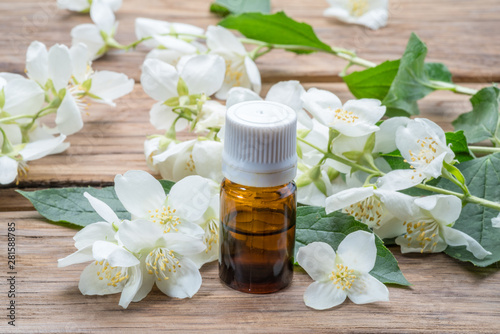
xmin=219 ymin=179 xmax=296 ymax=293
xmin=219 ymin=100 xmax=297 ymax=294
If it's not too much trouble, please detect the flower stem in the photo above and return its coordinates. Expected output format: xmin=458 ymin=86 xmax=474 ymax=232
xmin=468 ymin=145 xmax=500 ymax=154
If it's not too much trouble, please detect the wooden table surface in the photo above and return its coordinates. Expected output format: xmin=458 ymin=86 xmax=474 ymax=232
xmin=1 ymin=0 xmax=499 ymax=333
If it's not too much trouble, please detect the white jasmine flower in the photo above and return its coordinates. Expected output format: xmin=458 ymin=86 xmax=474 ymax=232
xmin=377 ymin=118 xmax=455 ymax=191
xmin=117 ymin=219 xmax=205 ymax=300
xmin=0 ymin=73 xmax=44 ymax=121
xmin=323 ymin=0 xmax=388 ymax=30
xmin=297 ymin=231 xmax=389 ymax=310
xmin=60 ymin=239 xmax=142 ymax=309
xmin=325 ymin=186 xmax=412 ymax=239
xmin=58 ymin=192 xmax=124 ymax=267
xmin=57 ymin=0 xmax=122 ymax=13
xmin=227 ymin=80 xmax=311 ymax=128
xmin=295 ymin=163 xmax=335 ymax=206
xmin=71 ymin=0 xmax=118 ymax=59
xmin=25 ymin=41 xmax=134 ymax=135
xmin=395 ymin=195 xmax=491 ymax=259
xmin=151 ymin=139 xmax=224 ymax=182
xmin=492 ymin=213 xmax=500 ymax=228
xmin=194 ymin=101 xmax=226 ymax=133
xmin=301 ymin=88 xmax=385 ymax=137
xmin=114 ymin=170 xmax=212 ymax=235
xmin=135 ymin=18 xmax=204 ymax=49
xmin=186 ymin=179 xmax=221 ymax=268
xmin=206 ymin=25 xmax=261 ymax=100
xmin=0 ymin=134 xmax=67 ymax=185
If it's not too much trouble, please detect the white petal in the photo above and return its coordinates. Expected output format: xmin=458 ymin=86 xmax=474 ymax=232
xmin=0 ymin=156 xmax=18 ymax=185
xmin=20 ymin=135 xmax=67 ymax=161
xmin=135 ymin=18 xmax=170 ymax=47
xmin=141 ymin=58 xmax=179 ymax=101
xmin=3 ymin=78 xmax=44 ymax=116
xmin=441 ymin=226 xmax=491 ymax=260
xmin=48 ymin=44 xmax=72 ymax=92
xmin=167 ymin=175 xmax=215 ymax=222
xmin=348 ymin=273 xmax=389 ymax=304
xmin=57 ymin=0 xmax=90 ymax=11
xmin=492 ymin=214 xmax=500 ymax=228
xmin=296 ymin=242 xmax=336 ymax=281
xmin=337 ymin=231 xmax=377 ymax=273
xmin=194 ymin=101 xmax=226 ymax=133
xmin=71 ymin=24 xmax=106 ymax=60
xmin=55 ymin=92 xmax=83 ymax=135
xmin=161 ymin=233 xmax=206 ymax=256
xmin=414 ymin=195 xmax=461 ymax=225
xmin=206 ymin=25 xmax=246 ymax=54
xmin=171 ymin=22 xmax=205 ymax=37
xmin=145 ymin=48 xmax=186 ymax=66
xmin=343 ymin=99 xmax=385 ymax=125
xmin=266 ymin=80 xmax=305 ymax=112
xmin=119 ymin=264 xmax=141 ymax=308
xmin=192 ymin=140 xmax=224 ymax=182
xmin=304 ymin=281 xmax=347 ymax=310
xmin=155 ymin=257 xmax=202 ymax=298
xmin=90 ymin=0 xmax=115 ymax=33
xmin=152 ymin=139 xmax=194 ymax=164
xmin=373 ymin=117 xmax=410 ymax=154
xmin=132 ymin=260 xmax=155 ymax=302
xmin=325 ymin=187 xmax=374 ymax=214
xmin=149 ymin=102 xmax=187 ymax=131
xmin=89 ymin=71 xmax=134 ymax=105
xmin=0 ymin=124 xmax=22 ymax=146
xmin=73 ymin=221 xmax=116 ymax=250
xmin=180 ymin=55 xmax=226 ymax=96
xmin=69 ymin=43 xmax=90 ymax=83
xmin=144 ymin=137 xmax=161 ymax=173
xmin=92 ymin=241 xmax=140 ymax=267
xmin=25 ymin=41 xmax=48 ymax=85
xmin=114 ymin=170 xmax=167 ymax=218
xmin=374 ymin=189 xmax=420 ymax=220
xmin=301 ymin=88 xmax=342 ymax=126
xmin=117 ymin=219 xmax=164 ymax=253
xmin=152 ymin=35 xmax=197 ymax=54
xmin=57 ymin=246 xmax=94 ymax=267
xmin=84 ymin=192 xmax=119 ymax=224
xmin=376 ymin=169 xmax=424 ymax=191
xmin=244 ymin=56 xmax=262 ymax=95
xmin=226 ymin=87 xmax=262 ymax=109
xmin=356 ymin=9 xmax=388 ymax=30
xmin=78 ymin=262 xmax=122 ymax=295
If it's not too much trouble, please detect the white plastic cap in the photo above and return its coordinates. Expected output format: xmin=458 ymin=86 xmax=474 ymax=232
xmin=222 ymin=100 xmax=297 ymax=187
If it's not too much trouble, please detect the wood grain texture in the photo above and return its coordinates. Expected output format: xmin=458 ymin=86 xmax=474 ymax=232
xmin=0 ymin=212 xmax=498 ymax=333
xmin=0 ymin=0 xmax=499 ymax=83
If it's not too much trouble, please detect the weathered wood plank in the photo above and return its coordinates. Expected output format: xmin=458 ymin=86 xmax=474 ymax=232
xmin=0 ymin=212 xmax=498 ymax=333
xmin=0 ymin=82 xmax=480 ymax=198
xmin=0 ymin=0 xmax=499 ymax=82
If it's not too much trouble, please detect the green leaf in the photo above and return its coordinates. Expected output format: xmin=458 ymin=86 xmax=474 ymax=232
xmin=343 ymin=60 xmax=400 ymax=100
xmin=443 ymin=153 xmax=500 ymax=266
xmin=452 ymin=87 xmax=500 ymax=144
xmin=445 ymin=131 xmax=474 ymax=162
xmin=382 ymin=33 xmax=435 ymax=117
xmin=211 ymin=0 xmax=270 ymax=16
xmin=218 ymin=12 xmax=332 ymax=54
xmin=17 ymin=180 xmax=175 ymax=228
xmin=210 ymin=3 xmax=231 ymax=17
xmin=295 ymin=206 xmax=410 ymax=286
xmin=425 ymin=62 xmax=452 ymax=83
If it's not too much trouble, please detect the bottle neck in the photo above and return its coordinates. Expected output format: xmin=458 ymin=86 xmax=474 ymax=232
xmin=221 ymin=162 xmax=297 ymax=188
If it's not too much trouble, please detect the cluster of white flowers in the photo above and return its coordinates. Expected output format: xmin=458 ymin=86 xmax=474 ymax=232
xmin=59 ymin=170 xmax=219 ymax=308
xmin=0 ymin=38 xmax=133 ymax=185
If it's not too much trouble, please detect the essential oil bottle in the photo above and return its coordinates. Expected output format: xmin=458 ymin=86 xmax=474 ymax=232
xmin=219 ymin=100 xmax=297 ymax=294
